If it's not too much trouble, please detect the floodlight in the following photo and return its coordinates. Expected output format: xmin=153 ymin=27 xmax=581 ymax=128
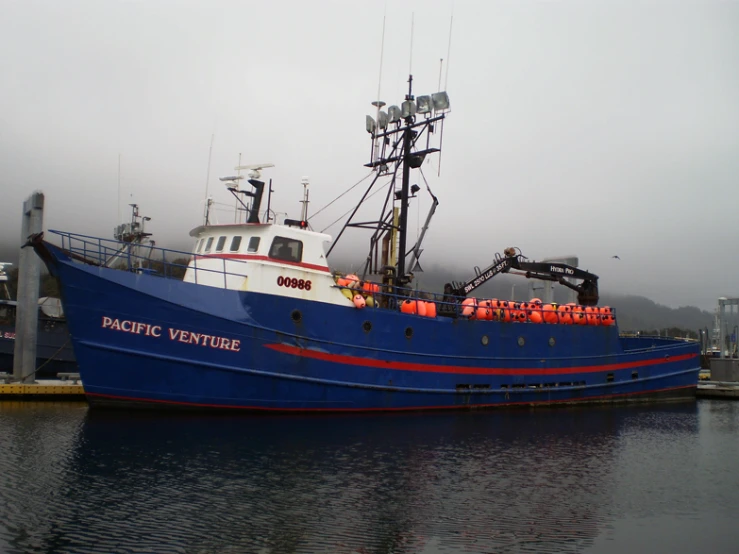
xmin=387 ymin=105 xmax=401 ymax=122
xmin=219 ymin=175 xmax=244 ymax=181
xmin=377 ymin=110 xmax=389 ymax=130
xmin=371 ymin=100 xmax=386 ymax=108
xmin=416 ymin=95 xmax=432 ymax=114
xmin=432 ymin=91 xmax=450 ymax=111
xmin=401 ymin=100 xmax=416 ymax=119
xmin=366 ymin=115 xmax=376 ymax=134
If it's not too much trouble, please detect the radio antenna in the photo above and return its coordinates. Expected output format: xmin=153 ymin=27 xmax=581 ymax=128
xmin=376 ymin=14 xmax=386 ymax=110
xmin=445 ymin=14 xmax=454 ymax=89
xmin=117 ymin=153 xmax=121 ymax=225
xmin=409 ymin=13 xmax=415 ymax=75
xmin=203 ymin=133 xmax=214 ymax=225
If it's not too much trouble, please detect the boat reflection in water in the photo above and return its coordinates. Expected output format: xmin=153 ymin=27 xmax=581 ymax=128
xmin=5 ymin=402 xmax=729 ymax=554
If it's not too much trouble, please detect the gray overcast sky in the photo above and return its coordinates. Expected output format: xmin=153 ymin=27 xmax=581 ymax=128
xmin=1 ymin=0 xmax=737 ymax=311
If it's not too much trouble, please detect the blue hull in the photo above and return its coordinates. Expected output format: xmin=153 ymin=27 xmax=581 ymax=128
xmin=38 ymin=242 xmax=700 ymax=411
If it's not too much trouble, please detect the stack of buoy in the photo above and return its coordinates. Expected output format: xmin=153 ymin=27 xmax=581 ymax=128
xmin=400 ymin=298 xmax=437 ymax=318
xmin=335 ymin=273 xmax=380 ymax=309
xmin=457 ymin=296 xmax=616 ymax=326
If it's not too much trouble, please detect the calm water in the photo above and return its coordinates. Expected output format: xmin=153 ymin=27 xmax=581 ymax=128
xmin=0 ymin=400 xmax=738 ymax=554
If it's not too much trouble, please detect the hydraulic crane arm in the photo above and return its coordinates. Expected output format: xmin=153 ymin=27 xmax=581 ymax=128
xmin=451 ymin=248 xmax=600 ymax=306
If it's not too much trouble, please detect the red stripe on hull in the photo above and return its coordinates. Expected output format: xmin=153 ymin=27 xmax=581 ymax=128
xmin=264 ymin=343 xmax=698 ymax=375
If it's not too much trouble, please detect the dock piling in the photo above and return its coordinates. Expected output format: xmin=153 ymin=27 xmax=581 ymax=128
xmin=13 ymin=192 xmax=44 ymax=384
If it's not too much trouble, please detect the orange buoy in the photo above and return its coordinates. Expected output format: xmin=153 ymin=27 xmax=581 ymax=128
xmin=345 ymin=274 xmax=360 ymax=289
xmin=529 ymin=298 xmax=542 ymax=305
xmin=362 ymin=281 xmax=380 ymax=295
xmin=572 ymin=306 xmax=587 ymax=325
xmin=585 ymin=307 xmax=600 ymax=326
xmin=602 ymin=314 xmax=615 ymax=326
xmin=401 ymin=299 xmax=417 ymax=315
xmin=461 ymin=297 xmax=478 ymax=318
xmin=353 ymin=294 xmax=366 ymax=309
xmin=415 ymin=299 xmax=427 ymax=317
xmin=425 ymin=301 xmax=437 ymax=318
xmin=477 ymin=300 xmax=493 ymax=321
xmin=499 ymin=308 xmax=510 ymax=322
xmin=528 ymin=308 xmax=543 ymax=323
xmin=557 ymin=305 xmax=573 ymax=325
xmin=542 ymin=304 xmax=558 ymax=324
xmin=337 ymin=277 xmax=350 ymax=287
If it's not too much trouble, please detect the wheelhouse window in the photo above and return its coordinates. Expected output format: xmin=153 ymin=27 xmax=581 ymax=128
xmin=196 ymin=239 xmax=204 ymax=253
xmin=269 ymin=236 xmax=303 ymax=263
xmin=229 ymin=236 xmax=242 ymax=252
xmin=204 ymin=237 xmax=214 ymax=253
xmin=215 ymin=236 xmax=227 ymax=253
xmin=247 ymin=236 xmax=260 ymax=253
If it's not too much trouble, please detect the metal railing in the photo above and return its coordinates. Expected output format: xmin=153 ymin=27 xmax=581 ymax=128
xmin=49 ymin=230 xmax=619 ymax=324
xmin=50 ymin=230 xmax=249 ymax=288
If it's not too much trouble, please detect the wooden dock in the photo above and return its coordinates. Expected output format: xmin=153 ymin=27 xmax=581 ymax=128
xmin=696 ymin=382 xmax=739 ymax=400
xmin=0 ymin=373 xmax=86 ymax=400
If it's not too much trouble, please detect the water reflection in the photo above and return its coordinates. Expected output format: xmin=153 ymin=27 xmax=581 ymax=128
xmin=2 ymin=401 xmax=736 ymax=554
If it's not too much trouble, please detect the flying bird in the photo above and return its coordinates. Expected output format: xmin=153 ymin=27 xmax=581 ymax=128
xmin=611 ymin=255 xmax=620 ymax=260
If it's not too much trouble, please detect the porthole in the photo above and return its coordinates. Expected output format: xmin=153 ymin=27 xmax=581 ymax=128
xmin=363 ymin=321 xmax=372 ymax=333
xmin=517 ymin=336 xmax=525 ymax=347
xmin=405 ymin=327 xmax=413 ymax=339
xmin=291 ymin=310 xmax=302 ymax=323
xmin=548 ymin=337 xmax=556 ymax=347
xmin=481 ymin=335 xmax=489 ymax=346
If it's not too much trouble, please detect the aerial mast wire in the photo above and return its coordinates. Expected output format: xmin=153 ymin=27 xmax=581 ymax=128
xmin=372 ymin=15 xmax=387 ymax=165
xmin=439 ymin=14 xmax=454 ymax=176
xmin=117 ymin=153 xmax=121 ymax=225
xmin=445 ymin=15 xmax=453 ymax=89
xmin=203 ymin=133 xmax=214 ymax=225
xmin=409 ymin=13 xmax=415 ymax=75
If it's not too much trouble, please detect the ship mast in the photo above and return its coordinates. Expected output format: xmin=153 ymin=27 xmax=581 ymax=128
xmin=396 ymin=75 xmax=414 ymax=281
xmin=327 ymin=75 xmax=450 ymax=290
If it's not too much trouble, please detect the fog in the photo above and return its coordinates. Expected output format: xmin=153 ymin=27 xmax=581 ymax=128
xmin=1 ymin=0 xmax=737 ymax=311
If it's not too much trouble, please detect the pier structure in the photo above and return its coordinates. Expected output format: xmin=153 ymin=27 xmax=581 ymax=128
xmin=710 ymin=297 xmax=739 ymax=382
xmin=697 ymin=297 xmax=739 ymax=399
xmin=0 ymin=192 xmax=83 ymax=399
xmin=13 ymin=192 xmax=44 ymax=384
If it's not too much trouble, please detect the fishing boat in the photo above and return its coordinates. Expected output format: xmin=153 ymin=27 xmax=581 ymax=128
xmin=0 ymin=291 xmax=76 ymax=379
xmin=28 ymin=76 xmax=700 ymax=411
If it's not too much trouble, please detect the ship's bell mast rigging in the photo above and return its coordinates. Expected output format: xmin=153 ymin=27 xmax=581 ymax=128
xmin=327 ymin=75 xmax=450 ymax=288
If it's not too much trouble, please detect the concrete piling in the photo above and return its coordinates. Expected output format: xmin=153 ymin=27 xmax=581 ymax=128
xmin=13 ymin=192 xmax=44 ymax=383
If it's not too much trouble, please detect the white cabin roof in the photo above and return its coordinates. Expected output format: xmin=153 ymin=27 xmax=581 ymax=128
xmin=189 ymin=223 xmax=332 ymax=243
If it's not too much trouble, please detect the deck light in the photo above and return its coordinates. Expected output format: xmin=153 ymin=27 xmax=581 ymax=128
xmin=432 ymin=91 xmax=450 ymax=112
xmin=401 ymin=99 xmax=416 ymax=119
xmin=377 ymin=110 xmax=389 ymax=130
xmin=416 ymin=95 xmax=432 ymax=114
xmin=387 ymin=105 xmax=401 ymax=123
xmin=366 ymin=115 xmax=376 ymax=134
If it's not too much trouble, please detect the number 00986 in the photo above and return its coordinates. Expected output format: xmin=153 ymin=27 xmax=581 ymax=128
xmin=276 ymin=276 xmax=312 ymax=291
